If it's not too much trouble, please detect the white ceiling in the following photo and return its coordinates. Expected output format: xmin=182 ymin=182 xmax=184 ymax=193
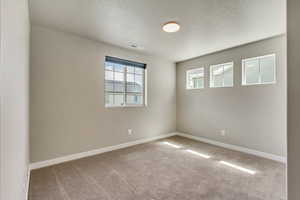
xmin=29 ymin=0 xmax=286 ymax=62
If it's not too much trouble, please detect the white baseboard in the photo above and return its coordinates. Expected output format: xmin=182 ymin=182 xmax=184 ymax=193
xmin=30 ymin=133 xmax=177 ymax=170
xmin=26 ymin=168 xmax=30 ymax=200
xmin=29 ymin=131 xmax=286 ymax=171
xmin=177 ymin=132 xmax=286 ymax=163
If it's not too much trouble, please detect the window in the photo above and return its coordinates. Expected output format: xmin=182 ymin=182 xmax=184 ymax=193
xmin=210 ymin=62 xmax=234 ymax=88
xmin=186 ymin=68 xmax=205 ymax=89
xmin=242 ymin=54 xmax=276 ymax=85
xmin=105 ymin=56 xmax=146 ymax=107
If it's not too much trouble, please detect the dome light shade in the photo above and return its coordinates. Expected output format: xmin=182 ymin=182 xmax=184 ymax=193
xmin=162 ymin=22 xmax=180 ymax=33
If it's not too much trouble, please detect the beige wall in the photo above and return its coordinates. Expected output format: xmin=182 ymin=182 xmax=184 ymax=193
xmin=287 ymin=0 xmax=300 ymax=199
xmin=176 ymin=36 xmax=287 ymax=157
xmin=30 ymin=25 xmax=176 ymax=163
xmin=0 ymin=0 xmax=30 ymax=199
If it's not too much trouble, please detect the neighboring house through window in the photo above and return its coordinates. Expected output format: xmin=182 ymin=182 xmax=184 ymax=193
xmin=242 ymin=54 xmax=276 ymax=85
xmin=104 ymin=56 xmax=146 ymax=107
xmin=186 ymin=67 xmax=205 ymax=89
xmin=210 ymin=62 xmax=234 ymax=88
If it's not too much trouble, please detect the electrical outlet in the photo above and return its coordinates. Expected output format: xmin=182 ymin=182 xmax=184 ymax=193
xmin=220 ymin=130 xmax=226 ymax=136
xmin=128 ymin=129 xmax=133 ymax=135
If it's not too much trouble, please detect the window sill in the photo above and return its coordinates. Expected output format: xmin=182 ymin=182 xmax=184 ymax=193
xmin=242 ymin=81 xmax=276 ymax=86
xmin=105 ymin=104 xmax=146 ymax=108
xmin=209 ymin=85 xmax=234 ymax=88
xmin=186 ymin=87 xmax=205 ymax=90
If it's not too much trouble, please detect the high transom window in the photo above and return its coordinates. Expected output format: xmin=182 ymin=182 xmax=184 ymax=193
xmin=210 ymin=62 xmax=234 ymax=88
xmin=242 ymin=54 xmax=276 ymax=86
xmin=186 ymin=68 xmax=205 ymax=89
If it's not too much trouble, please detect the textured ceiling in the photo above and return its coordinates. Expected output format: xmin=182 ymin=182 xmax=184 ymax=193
xmin=29 ymin=0 xmax=286 ymax=62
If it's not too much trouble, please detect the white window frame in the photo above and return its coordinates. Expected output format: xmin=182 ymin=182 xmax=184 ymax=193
xmin=186 ymin=67 xmax=205 ymax=90
xmin=242 ymin=54 xmax=276 ymax=86
xmin=104 ymin=60 xmax=147 ymax=108
xmin=209 ymin=61 xmax=234 ymax=88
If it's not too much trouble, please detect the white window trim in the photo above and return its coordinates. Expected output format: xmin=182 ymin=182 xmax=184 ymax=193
xmin=242 ymin=54 xmax=276 ymax=86
xmin=186 ymin=67 xmax=205 ymax=90
xmin=209 ymin=61 xmax=234 ymax=88
xmin=104 ymin=64 xmax=147 ymax=108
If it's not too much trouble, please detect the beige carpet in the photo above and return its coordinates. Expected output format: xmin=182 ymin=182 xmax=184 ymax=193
xmin=29 ymin=136 xmax=286 ymax=200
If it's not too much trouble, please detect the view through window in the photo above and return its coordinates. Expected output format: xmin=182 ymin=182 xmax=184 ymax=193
xmin=210 ymin=62 xmax=234 ymax=88
xmin=186 ymin=68 xmax=205 ymax=89
xmin=242 ymin=54 xmax=276 ymax=85
xmin=105 ymin=56 xmax=146 ymax=107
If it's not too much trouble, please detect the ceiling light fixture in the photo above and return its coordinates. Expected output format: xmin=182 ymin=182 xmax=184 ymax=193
xmin=162 ymin=21 xmax=180 ymax=33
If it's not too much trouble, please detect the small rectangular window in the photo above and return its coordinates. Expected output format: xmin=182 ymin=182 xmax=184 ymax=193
xmin=210 ymin=62 xmax=234 ymax=88
xmin=104 ymin=56 xmax=146 ymax=107
xmin=242 ymin=54 xmax=276 ymax=85
xmin=186 ymin=68 xmax=205 ymax=89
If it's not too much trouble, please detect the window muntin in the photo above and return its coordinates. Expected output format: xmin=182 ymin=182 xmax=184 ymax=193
xmin=210 ymin=62 xmax=234 ymax=88
xmin=186 ymin=68 xmax=205 ymax=89
xmin=104 ymin=57 xmax=146 ymax=107
xmin=242 ymin=54 xmax=276 ymax=85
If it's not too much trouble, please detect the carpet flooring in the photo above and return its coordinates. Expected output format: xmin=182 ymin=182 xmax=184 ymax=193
xmin=29 ymin=136 xmax=286 ymax=200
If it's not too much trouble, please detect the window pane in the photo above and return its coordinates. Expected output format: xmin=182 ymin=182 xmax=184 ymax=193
xmin=260 ymin=56 xmax=275 ymax=83
xmin=127 ymin=66 xmax=135 ymax=73
xmin=135 ymin=83 xmax=143 ymax=93
xmin=105 ymin=80 xmax=114 ymax=91
xmin=245 ymin=59 xmax=259 ymax=84
xmin=105 ymin=93 xmax=114 ymax=106
xmin=105 ymin=62 xmax=113 ymax=71
xmin=211 ymin=65 xmax=223 ymax=87
xmin=114 ymin=63 xmax=125 ymax=72
xmin=105 ymin=70 xmax=114 ymax=81
xmin=104 ymin=57 xmax=146 ymax=107
xmin=126 ymin=82 xmax=135 ymax=93
xmin=114 ymin=94 xmax=124 ymax=106
xmin=187 ymin=78 xmax=193 ymax=89
xmin=135 ymin=74 xmax=143 ymax=86
xmin=113 ymin=82 xmax=125 ymax=92
xmin=187 ymin=68 xmax=204 ymax=89
xmin=114 ymin=72 xmax=124 ymax=81
xmin=223 ymin=64 xmax=233 ymax=87
xmin=192 ymin=68 xmax=204 ymax=77
xmin=126 ymin=94 xmax=143 ymax=105
xmin=135 ymin=67 xmax=144 ymax=74
xmin=127 ymin=73 xmax=134 ymax=83
xmin=193 ymin=78 xmax=204 ymax=89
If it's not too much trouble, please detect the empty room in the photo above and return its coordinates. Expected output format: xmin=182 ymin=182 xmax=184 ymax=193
xmin=3 ymin=0 xmax=300 ymax=200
